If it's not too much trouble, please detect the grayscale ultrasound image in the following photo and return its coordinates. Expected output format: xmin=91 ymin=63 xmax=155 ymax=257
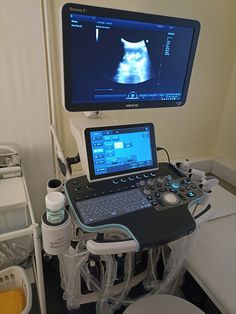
xmin=113 ymin=39 xmax=154 ymax=84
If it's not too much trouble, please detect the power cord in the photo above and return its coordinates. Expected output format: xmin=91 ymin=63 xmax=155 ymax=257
xmin=156 ymin=147 xmax=171 ymax=164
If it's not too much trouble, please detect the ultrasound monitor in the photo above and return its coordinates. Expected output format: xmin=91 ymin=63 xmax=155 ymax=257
xmin=62 ymin=3 xmax=200 ymax=112
xmin=84 ymin=123 xmax=158 ymax=181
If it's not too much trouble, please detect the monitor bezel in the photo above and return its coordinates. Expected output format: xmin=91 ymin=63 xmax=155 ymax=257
xmin=84 ymin=122 xmax=158 ymax=182
xmin=62 ymin=3 xmax=200 ymax=112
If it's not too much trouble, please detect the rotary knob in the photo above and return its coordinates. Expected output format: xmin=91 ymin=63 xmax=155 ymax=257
xmin=162 ymin=192 xmax=179 ymax=205
xmin=139 ymin=180 xmax=146 ymax=187
xmin=143 ymin=187 xmax=151 ymax=195
xmin=171 ymin=181 xmax=180 ymax=189
xmin=147 ymin=178 xmax=155 ymax=186
xmin=165 ymin=175 xmax=172 ymax=181
xmin=157 ymin=177 xmax=164 ymax=184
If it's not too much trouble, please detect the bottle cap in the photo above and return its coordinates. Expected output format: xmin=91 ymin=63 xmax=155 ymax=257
xmin=45 ymin=192 xmax=65 ymax=211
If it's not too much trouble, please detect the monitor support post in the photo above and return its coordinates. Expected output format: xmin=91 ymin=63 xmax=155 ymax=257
xmin=84 ymin=111 xmax=103 ymax=119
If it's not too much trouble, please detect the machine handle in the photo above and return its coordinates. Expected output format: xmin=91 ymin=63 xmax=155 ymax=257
xmin=86 ymin=239 xmax=138 ymax=255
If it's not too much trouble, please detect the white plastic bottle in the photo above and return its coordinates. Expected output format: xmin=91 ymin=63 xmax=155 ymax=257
xmin=45 ymin=191 xmax=65 ymax=224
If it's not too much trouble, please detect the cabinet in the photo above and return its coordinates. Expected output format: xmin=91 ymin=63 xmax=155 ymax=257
xmin=0 ymin=173 xmax=47 ymax=313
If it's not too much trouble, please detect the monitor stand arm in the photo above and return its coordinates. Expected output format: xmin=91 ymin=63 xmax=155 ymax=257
xmin=84 ymin=111 xmax=104 ymax=118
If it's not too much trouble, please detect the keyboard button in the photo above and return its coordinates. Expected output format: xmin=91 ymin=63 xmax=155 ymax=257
xmin=76 ymin=189 xmax=152 ymax=224
xmin=159 ymin=188 xmax=167 ymax=192
xmin=155 ymin=192 xmax=160 ymax=198
xmin=128 ymin=176 xmax=135 ymax=181
xmin=187 ymin=191 xmax=196 ymax=198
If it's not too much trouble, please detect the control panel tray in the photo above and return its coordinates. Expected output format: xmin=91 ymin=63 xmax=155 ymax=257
xmin=65 ymin=163 xmax=203 ymax=250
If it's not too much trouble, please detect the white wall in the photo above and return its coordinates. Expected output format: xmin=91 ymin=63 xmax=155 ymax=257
xmin=0 ymin=0 xmax=54 ymax=220
xmin=215 ymin=58 xmax=236 ymax=167
xmin=45 ymin=0 xmax=236 ymax=170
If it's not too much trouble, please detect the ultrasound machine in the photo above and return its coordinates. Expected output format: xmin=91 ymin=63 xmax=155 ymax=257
xmin=56 ymin=3 xmax=213 ymax=312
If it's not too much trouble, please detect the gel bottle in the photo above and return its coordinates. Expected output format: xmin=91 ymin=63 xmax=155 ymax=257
xmin=45 ymin=191 xmax=65 ymax=224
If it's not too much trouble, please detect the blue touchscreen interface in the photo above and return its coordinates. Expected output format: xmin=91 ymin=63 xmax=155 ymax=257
xmin=90 ymin=125 xmax=154 ymax=176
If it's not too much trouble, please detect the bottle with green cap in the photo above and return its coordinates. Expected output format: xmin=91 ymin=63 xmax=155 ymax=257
xmin=45 ymin=191 xmax=65 ymax=224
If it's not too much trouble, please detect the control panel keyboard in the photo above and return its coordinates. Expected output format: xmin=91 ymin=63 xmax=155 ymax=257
xmin=77 ymin=188 xmax=152 ymax=224
xmin=66 ymin=163 xmax=203 ymax=226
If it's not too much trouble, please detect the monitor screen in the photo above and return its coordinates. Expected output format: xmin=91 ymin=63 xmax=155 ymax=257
xmin=62 ymin=4 xmax=200 ymax=112
xmin=84 ymin=123 xmax=158 ymax=181
xmin=62 ymin=4 xmax=200 ymax=111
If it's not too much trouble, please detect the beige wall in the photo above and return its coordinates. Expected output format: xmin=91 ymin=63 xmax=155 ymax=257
xmin=214 ymin=59 xmax=236 ymax=166
xmin=45 ymin=0 xmax=236 ymax=168
xmin=0 ymin=0 xmax=54 ymax=220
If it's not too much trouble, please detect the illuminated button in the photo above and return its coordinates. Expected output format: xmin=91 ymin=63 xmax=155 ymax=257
xmin=150 ymin=172 xmax=157 ymax=177
xmin=121 ymin=178 xmax=127 ymax=183
xmin=128 ymin=176 xmax=135 ymax=181
xmin=112 ymin=179 xmax=119 ymax=185
xmin=185 ymin=178 xmax=191 ymax=184
xmin=171 ymin=181 xmax=180 ymax=189
xmin=143 ymin=173 xmax=149 ymax=178
xmin=136 ymin=174 xmax=142 ymax=180
xmin=187 ymin=191 xmax=196 ymax=198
